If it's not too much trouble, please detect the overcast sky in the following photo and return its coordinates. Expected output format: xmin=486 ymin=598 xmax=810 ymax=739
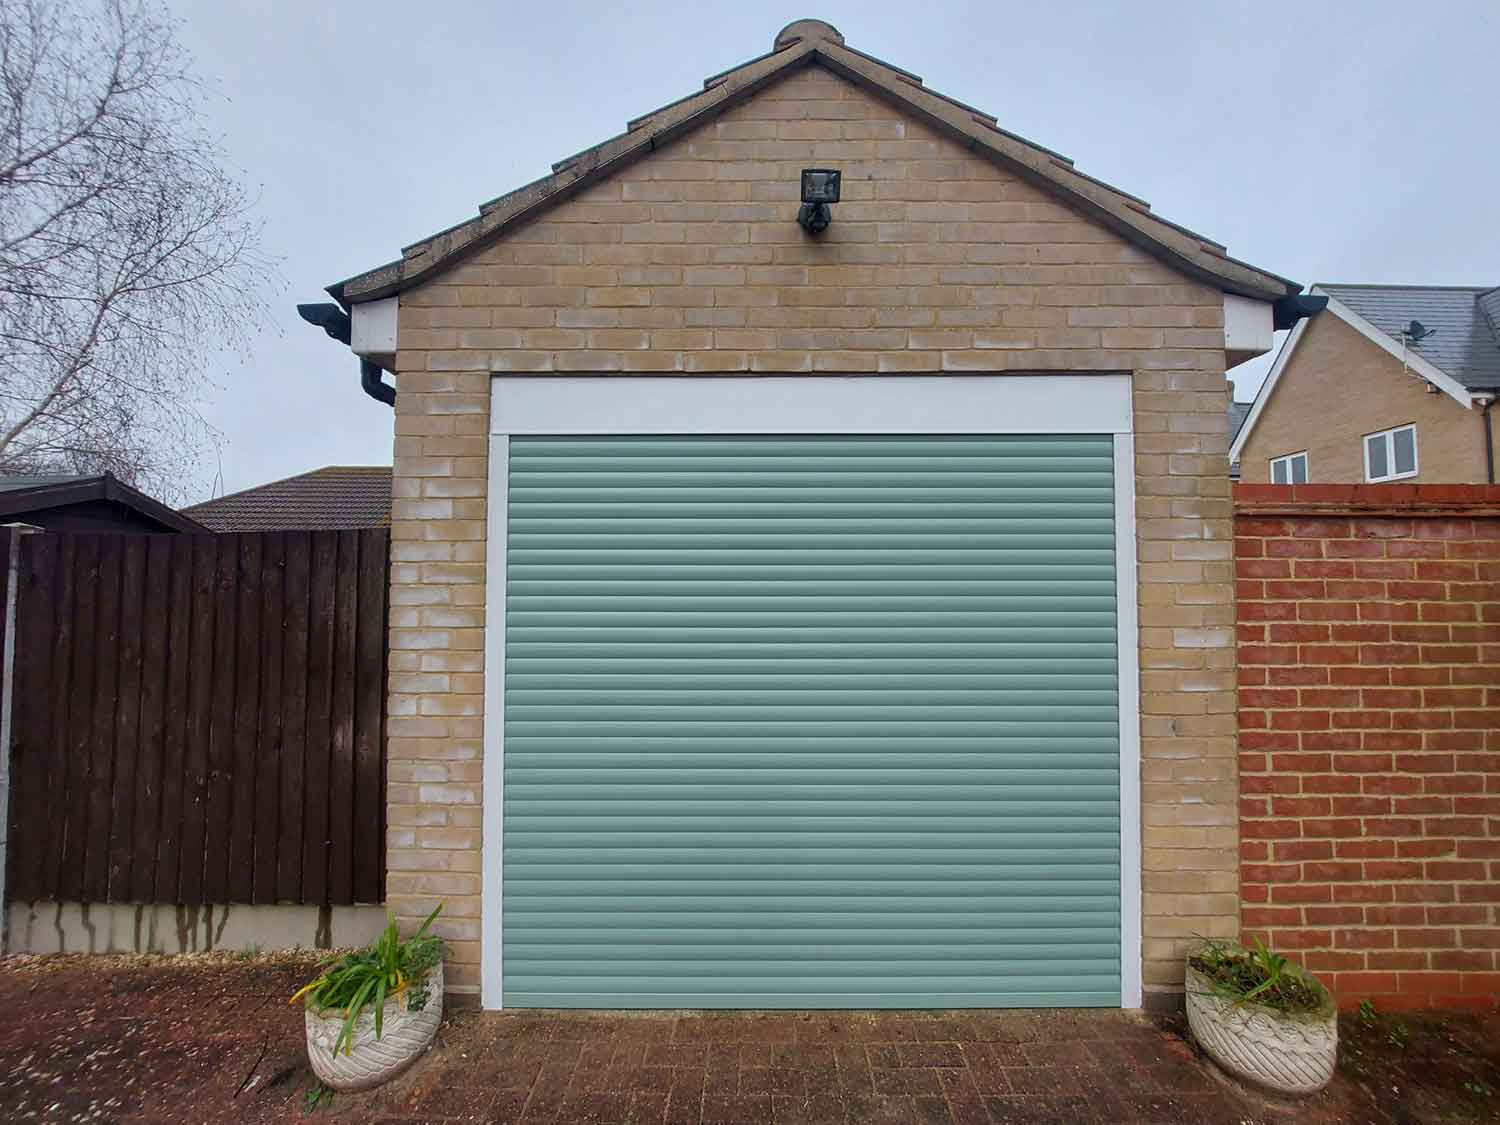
xmin=173 ymin=0 xmax=1499 ymax=500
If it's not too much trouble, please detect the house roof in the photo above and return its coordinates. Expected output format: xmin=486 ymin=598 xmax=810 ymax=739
xmin=183 ymin=466 xmax=392 ymax=532
xmin=0 ymin=473 xmax=207 ymax=533
xmin=1317 ymin=284 xmax=1500 ymax=392
xmin=1228 ymin=401 xmax=1252 ymax=444
xmin=1228 ymin=401 xmax=1251 ymax=480
xmin=329 ymin=19 xmax=1297 ymax=307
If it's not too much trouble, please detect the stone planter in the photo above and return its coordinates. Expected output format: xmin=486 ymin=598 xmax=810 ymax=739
xmin=1185 ymin=961 xmax=1337 ymax=1095
xmin=304 ymin=962 xmax=443 ymax=1092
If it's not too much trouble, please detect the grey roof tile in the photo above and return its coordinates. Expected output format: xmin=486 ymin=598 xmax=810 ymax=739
xmin=1228 ymin=401 xmax=1252 ymax=443
xmin=1228 ymin=401 xmax=1251 ymax=479
xmin=1317 ymin=283 xmax=1500 ymax=391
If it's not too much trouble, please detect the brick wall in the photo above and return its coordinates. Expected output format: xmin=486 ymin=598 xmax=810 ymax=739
xmin=1235 ymin=483 xmax=1500 ymax=1010
xmin=390 ymin=62 xmax=1241 ymax=999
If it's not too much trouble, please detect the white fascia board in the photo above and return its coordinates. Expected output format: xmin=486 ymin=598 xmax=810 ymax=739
xmin=1229 ymin=315 xmax=1309 ymax=463
xmin=350 ymin=296 xmax=398 ymax=357
xmin=489 ymin=373 xmax=1133 ymax=435
xmin=1224 ymin=294 xmax=1274 ymax=367
xmin=1315 ymin=289 xmax=1474 ymax=408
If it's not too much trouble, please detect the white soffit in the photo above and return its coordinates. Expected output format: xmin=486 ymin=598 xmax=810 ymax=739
xmin=350 ymin=296 xmax=398 ymax=357
xmin=1224 ymin=294 xmax=1274 ymax=367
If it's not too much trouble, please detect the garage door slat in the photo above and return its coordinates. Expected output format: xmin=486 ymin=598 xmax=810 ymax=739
xmin=503 ymin=434 xmax=1121 ymax=1009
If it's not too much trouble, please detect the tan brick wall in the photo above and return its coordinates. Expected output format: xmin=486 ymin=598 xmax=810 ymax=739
xmin=388 ymin=64 xmax=1238 ymax=1000
xmin=1240 ymin=311 xmax=1492 ymax=485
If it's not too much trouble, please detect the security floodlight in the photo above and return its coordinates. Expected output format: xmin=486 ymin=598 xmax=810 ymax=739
xmin=797 ymin=168 xmax=841 ymax=235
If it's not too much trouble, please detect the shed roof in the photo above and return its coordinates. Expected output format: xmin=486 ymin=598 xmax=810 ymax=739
xmin=0 ymin=473 xmax=206 ymax=533
xmin=330 ymin=19 xmax=1297 ymax=307
xmin=184 ymin=466 xmax=392 ymax=532
xmin=1317 ymin=284 xmax=1500 ymax=391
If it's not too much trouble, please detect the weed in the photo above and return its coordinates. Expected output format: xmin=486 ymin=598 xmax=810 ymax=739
xmin=1463 ymin=1077 xmax=1492 ymax=1098
xmin=1387 ymin=1022 xmax=1410 ymax=1050
xmin=1357 ymin=999 xmax=1378 ymax=1026
xmin=302 ymin=1081 xmax=334 ymax=1112
xmin=1188 ymin=937 xmax=1326 ymax=1015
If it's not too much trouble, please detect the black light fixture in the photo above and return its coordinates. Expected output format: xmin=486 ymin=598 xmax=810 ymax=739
xmin=798 ymin=168 xmax=841 ymax=235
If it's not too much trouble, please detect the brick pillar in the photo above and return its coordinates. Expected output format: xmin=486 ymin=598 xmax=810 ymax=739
xmin=1131 ymin=351 xmax=1243 ymax=1003
xmin=385 ymin=362 xmax=492 ymax=995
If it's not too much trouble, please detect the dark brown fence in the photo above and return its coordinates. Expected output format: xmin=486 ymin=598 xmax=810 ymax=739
xmin=4 ymin=529 xmax=388 ymax=906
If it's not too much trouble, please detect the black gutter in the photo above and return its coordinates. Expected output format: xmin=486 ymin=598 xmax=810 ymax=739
xmin=1272 ymin=293 xmax=1328 ymax=331
xmin=297 ymin=303 xmax=395 ymax=407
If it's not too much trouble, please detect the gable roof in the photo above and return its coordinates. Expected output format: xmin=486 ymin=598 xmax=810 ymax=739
xmin=330 ymin=19 xmax=1297 ymax=307
xmin=1229 ymin=283 xmax=1494 ymax=463
xmin=184 ymin=466 xmax=392 ymax=532
xmin=1317 ymin=284 xmax=1500 ymax=392
xmin=0 ymin=473 xmax=206 ymax=533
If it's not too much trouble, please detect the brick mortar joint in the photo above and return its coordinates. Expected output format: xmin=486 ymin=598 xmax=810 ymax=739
xmin=1236 ymin=503 xmax=1500 ymax=520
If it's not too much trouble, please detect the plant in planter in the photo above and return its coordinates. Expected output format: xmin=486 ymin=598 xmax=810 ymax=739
xmin=1185 ymin=938 xmax=1337 ymax=1095
xmin=290 ymin=905 xmax=446 ymax=1092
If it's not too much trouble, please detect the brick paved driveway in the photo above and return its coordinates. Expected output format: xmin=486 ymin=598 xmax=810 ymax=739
xmin=8 ymin=953 xmax=1491 ymax=1123
xmin=372 ymin=1009 xmax=1319 ymax=1124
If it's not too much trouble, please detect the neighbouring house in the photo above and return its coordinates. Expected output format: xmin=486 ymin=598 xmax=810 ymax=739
xmin=0 ymin=473 xmax=204 ymax=534
xmin=307 ymin=18 xmax=1322 ymax=1010
xmin=1232 ymin=284 xmax=1500 ymax=485
xmin=183 ymin=465 xmax=392 ymax=531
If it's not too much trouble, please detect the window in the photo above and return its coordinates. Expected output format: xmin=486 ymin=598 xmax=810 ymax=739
xmin=1270 ymin=451 xmax=1308 ymax=484
xmin=1364 ymin=425 xmax=1418 ymax=482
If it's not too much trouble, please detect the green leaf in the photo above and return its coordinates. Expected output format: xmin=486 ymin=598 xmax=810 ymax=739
xmin=414 ymin=902 xmax=442 ymax=941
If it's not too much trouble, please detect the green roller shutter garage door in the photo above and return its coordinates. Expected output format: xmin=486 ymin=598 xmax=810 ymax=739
xmin=502 ymin=435 xmax=1122 ymax=1008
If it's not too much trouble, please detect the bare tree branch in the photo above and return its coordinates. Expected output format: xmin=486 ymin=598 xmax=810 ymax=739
xmin=0 ymin=0 xmax=270 ymax=500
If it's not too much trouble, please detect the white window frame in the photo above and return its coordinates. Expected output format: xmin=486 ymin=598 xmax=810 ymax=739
xmin=1269 ymin=450 xmax=1309 ymax=485
xmin=481 ymin=374 xmax=1141 ymax=1011
xmin=1364 ymin=424 xmax=1418 ymax=483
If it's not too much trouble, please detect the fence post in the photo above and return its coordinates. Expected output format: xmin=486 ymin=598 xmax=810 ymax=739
xmin=0 ymin=525 xmax=33 ymax=950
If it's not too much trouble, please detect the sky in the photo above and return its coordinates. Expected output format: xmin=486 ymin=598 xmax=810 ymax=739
xmin=172 ymin=0 xmax=1500 ymax=501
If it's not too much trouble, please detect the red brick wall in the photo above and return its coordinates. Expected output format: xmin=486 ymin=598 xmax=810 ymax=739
xmin=1235 ymin=484 xmax=1500 ymax=1010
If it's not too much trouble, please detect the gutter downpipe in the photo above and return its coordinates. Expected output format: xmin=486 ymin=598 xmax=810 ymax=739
xmin=361 ymin=359 xmax=396 ymax=407
xmin=1481 ymin=396 xmax=1495 ymax=485
xmin=296 ymin=303 xmax=396 ymax=407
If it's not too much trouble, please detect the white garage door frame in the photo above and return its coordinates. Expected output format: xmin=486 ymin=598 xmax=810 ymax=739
xmin=480 ymin=374 xmax=1142 ymax=1010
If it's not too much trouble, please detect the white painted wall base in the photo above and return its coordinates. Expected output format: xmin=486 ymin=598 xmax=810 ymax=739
xmin=5 ymin=901 xmax=387 ymax=955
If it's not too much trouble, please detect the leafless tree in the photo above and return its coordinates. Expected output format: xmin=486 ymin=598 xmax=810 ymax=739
xmin=0 ymin=0 xmax=269 ymax=501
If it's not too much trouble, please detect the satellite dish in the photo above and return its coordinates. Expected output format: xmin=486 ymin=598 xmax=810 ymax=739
xmin=1402 ymin=320 xmax=1437 ymax=343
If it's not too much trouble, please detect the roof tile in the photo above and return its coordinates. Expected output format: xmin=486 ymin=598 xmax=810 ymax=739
xmin=184 ymin=466 xmax=391 ymax=532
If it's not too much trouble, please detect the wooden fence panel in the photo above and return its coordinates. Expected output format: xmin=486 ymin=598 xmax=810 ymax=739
xmin=301 ymin=531 xmax=337 ymax=907
xmin=109 ymin=536 xmax=147 ymax=898
xmin=254 ymin=532 xmax=285 ymax=904
xmin=3 ymin=529 xmax=389 ymax=906
xmin=328 ymin=530 xmax=359 ymax=906
xmin=178 ymin=534 xmax=217 ymax=904
xmin=5 ymin=533 xmax=51 ymax=902
xmin=353 ymin=528 xmax=388 ymax=904
xmin=40 ymin=535 xmax=72 ymax=898
xmin=277 ymin=533 xmax=311 ymax=902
